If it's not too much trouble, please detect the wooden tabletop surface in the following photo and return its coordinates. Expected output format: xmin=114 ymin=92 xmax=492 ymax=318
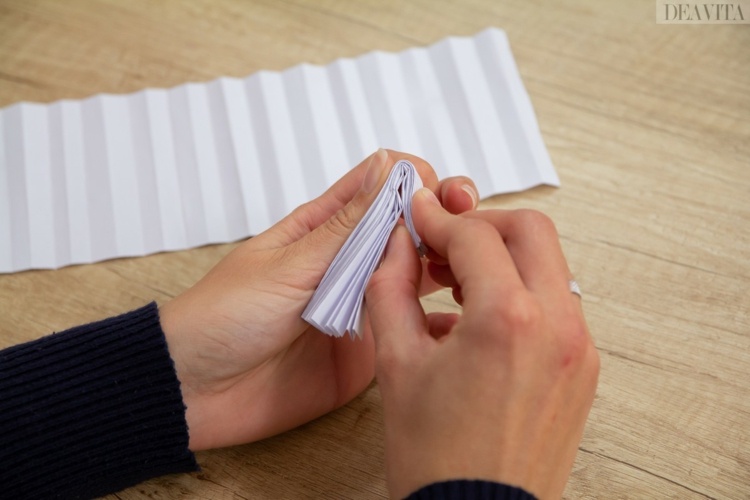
xmin=1 ymin=1 xmax=748 ymax=498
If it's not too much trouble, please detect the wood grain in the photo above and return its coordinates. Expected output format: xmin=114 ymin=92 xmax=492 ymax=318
xmin=1 ymin=0 xmax=748 ymax=498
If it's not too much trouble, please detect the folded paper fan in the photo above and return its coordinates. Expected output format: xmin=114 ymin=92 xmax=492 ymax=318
xmin=302 ymin=160 xmax=424 ymax=338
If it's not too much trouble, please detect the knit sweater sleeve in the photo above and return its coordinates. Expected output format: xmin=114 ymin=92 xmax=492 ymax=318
xmin=0 ymin=302 xmax=198 ymax=499
xmin=405 ymin=479 xmax=537 ymax=499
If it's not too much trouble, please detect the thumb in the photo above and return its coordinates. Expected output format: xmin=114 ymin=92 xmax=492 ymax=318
xmin=365 ymin=225 xmax=426 ymax=357
xmin=291 ymin=148 xmax=391 ymax=269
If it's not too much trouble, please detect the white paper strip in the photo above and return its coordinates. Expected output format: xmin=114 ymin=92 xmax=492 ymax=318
xmin=0 ymin=28 xmax=559 ymax=273
xmin=302 ymin=160 xmax=423 ymax=338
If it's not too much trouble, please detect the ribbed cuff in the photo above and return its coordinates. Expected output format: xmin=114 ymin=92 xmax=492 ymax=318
xmin=0 ymin=302 xmax=198 ymax=499
xmin=405 ymin=479 xmax=537 ymax=500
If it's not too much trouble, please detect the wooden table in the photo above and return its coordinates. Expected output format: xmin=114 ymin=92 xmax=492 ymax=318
xmin=1 ymin=1 xmax=748 ymax=498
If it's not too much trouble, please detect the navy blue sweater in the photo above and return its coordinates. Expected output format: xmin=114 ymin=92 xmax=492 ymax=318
xmin=0 ymin=303 xmax=534 ymax=499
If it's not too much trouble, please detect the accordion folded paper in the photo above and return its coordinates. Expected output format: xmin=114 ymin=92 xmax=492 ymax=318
xmin=0 ymin=28 xmax=559 ymax=273
xmin=302 ymin=160 xmax=423 ymax=338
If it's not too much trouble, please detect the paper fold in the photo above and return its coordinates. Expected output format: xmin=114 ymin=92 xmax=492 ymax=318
xmin=302 ymin=160 xmax=423 ymax=338
xmin=0 ymin=28 xmax=559 ymax=273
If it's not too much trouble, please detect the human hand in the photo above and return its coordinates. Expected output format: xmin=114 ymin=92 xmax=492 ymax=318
xmin=159 ymin=150 xmax=479 ymax=451
xmin=365 ymin=189 xmax=600 ymax=499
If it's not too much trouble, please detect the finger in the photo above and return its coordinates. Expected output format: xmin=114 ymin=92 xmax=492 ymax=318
xmin=261 ymin=149 xmax=439 ymax=250
xmin=253 ymin=149 xmax=384 ymax=249
xmin=435 ymin=176 xmax=479 ymax=214
xmin=365 ymin=225 xmax=427 ymax=358
xmin=427 ymin=261 xmax=458 ymax=289
xmin=284 ymin=150 xmax=439 ymax=241
xmin=287 ymin=149 xmax=443 ymax=283
xmin=461 ymin=209 xmax=572 ymax=299
xmin=420 ymin=177 xmax=480 ymax=267
xmin=411 ymin=188 xmax=527 ymax=317
xmin=279 ymin=148 xmax=392 ymax=271
xmin=426 ymin=312 xmax=460 ymax=340
xmin=388 ymin=150 xmax=440 ymax=193
xmin=452 ymin=286 xmax=464 ymax=305
xmin=417 ymin=258 xmax=444 ymax=296
xmin=417 ymin=256 xmax=454 ymax=297
xmin=423 ymin=246 xmax=448 ymax=266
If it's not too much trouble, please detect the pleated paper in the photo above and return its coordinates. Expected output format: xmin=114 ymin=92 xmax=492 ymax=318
xmin=302 ymin=160 xmax=423 ymax=338
xmin=0 ymin=28 xmax=558 ymax=273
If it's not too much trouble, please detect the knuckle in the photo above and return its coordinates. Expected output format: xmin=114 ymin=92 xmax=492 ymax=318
xmin=557 ymin=315 xmax=599 ymax=374
xmin=288 ymin=200 xmax=311 ymax=219
xmin=284 ymin=201 xmax=317 ymax=234
xmin=325 ymin=205 xmax=359 ymax=239
xmin=458 ymin=217 xmax=497 ymax=241
xmin=294 ymin=197 xmax=324 ymax=220
xmin=568 ymin=338 xmax=600 ymax=394
xmin=561 ymin=330 xmax=588 ymax=365
xmin=499 ymin=292 xmax=543 ymax=333
xmin=512 ymin=209 xmax=558 ymax=237
xmin=584 ymin=341 xmax=602 ymax=380
xmin=401 ymin=153 xmax=437 ymax=185
xmin=365 ymin=269 xmax=390 ymax=297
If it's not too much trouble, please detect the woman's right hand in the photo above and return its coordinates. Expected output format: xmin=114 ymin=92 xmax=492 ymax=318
xmin=365 ymin=188 xmax=600 ymax=499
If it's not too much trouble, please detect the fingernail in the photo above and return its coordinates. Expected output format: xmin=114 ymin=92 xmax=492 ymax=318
xmin=362 ymin=148 xmax=388 ymax=193
xmin=461 ymin=184 xmax=478 ymax=208
xmin=416 ymin=187 xmax=440 ymax=206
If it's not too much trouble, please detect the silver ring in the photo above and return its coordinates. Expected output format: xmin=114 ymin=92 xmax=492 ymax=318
xmin=569 ymin=280 xmax=582 ymax=298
